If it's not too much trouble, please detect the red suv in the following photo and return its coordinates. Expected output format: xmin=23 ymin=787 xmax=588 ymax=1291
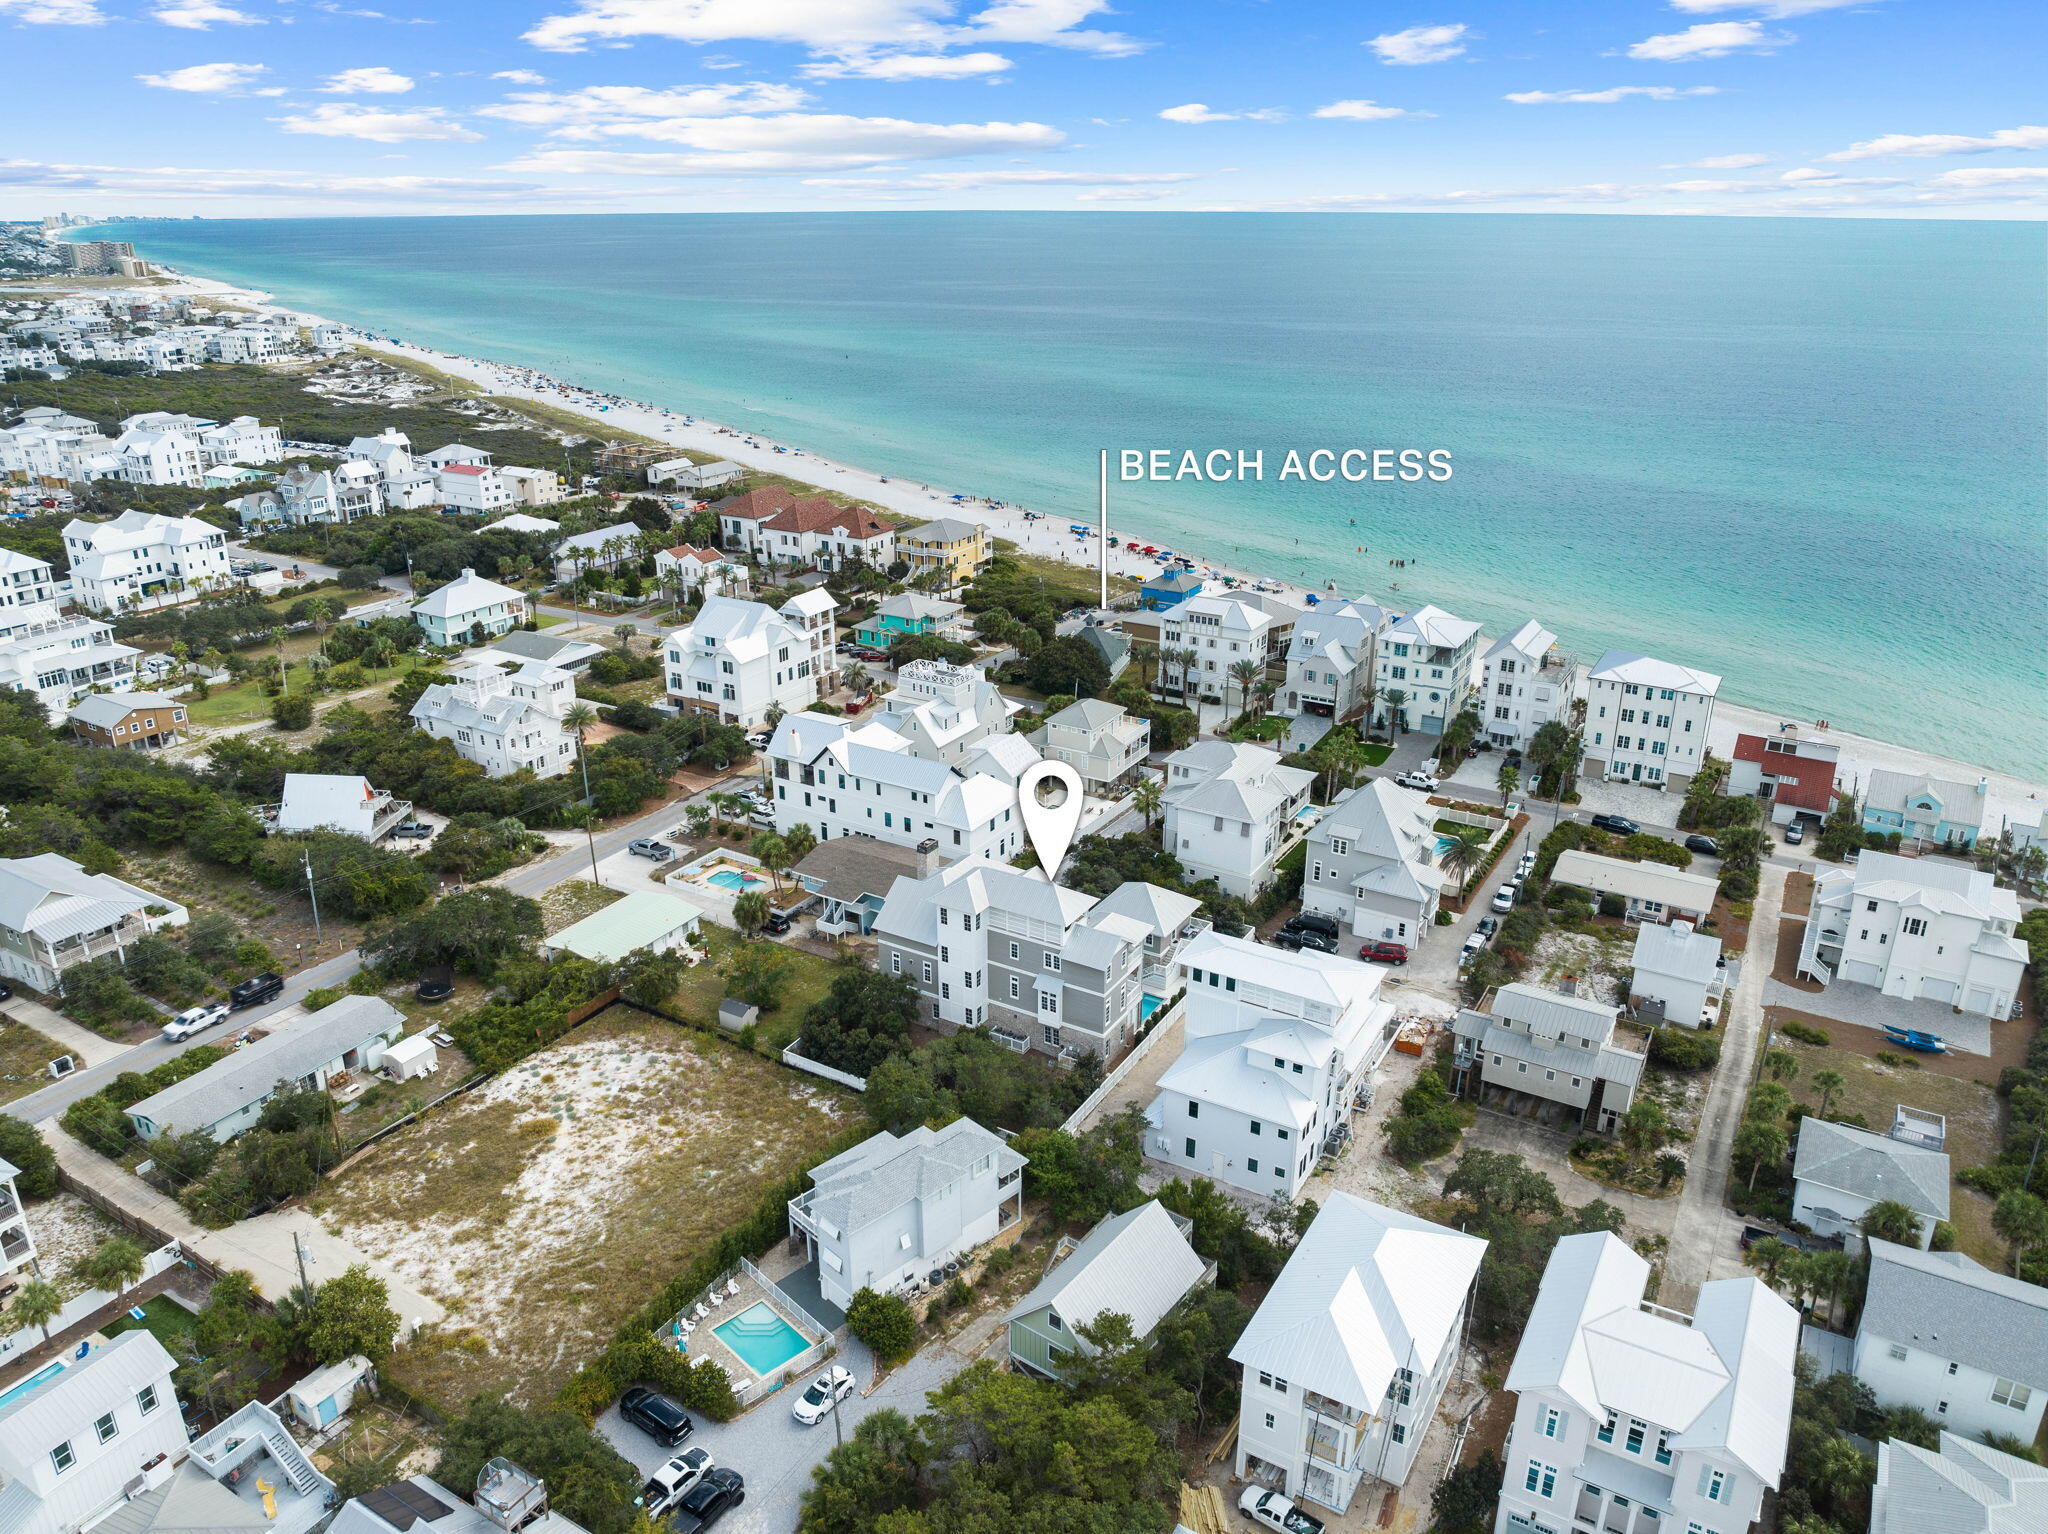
xmin=1358 ymin=941 xmax=1410 ymax=966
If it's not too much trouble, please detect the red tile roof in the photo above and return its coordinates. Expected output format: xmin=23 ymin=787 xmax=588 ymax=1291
xmin=441 ymin=463 xmax=488 ymax=477
xmin=1732 ymin=733 xmax=1837 ymax=811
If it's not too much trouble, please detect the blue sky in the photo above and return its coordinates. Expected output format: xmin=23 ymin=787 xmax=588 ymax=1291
xmin=3 ymin=0 xmax=2045 ymax=217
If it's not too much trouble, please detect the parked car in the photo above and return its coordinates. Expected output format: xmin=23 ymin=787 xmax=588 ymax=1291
xmin=1684 ymin=834 xmax=1720 ymax=856
xmin=762 ymin=910 xmax=793 ymax=936
xmin=1784 ymin=821 xmax=1806 ymax=845
xmin=1590 ymin=814 xmax=1640 ymax=836
xmin=1272 ymin=928 xmax=1338 ymax=954
xmin=1491 ymin=883 xmax=1519 ymax=914
xmin=0 ymin=980 xmax=11 ymax=1001
xmin=162 ymin=1002 xmax=230 ymax=1042
xmin=1282 ymin=912 xmax=1341 ymax=940
xmin=227 ymin=972 xmax=283 ymax=1009
xmin=1393 ymin=771 xmax=1439 ymax=792
xmin=667 ymin=1468 xmax=744 ymax=1534
xmin=1459 ymin=935 xmax=1485 ymax=964
xmin=628 ymin=838 xmax=674 ymax=861
xmin=620 ymin=1387 xmax=694 ymax=1447
xmin=389 ymin=821 xmax=434 ymax=841
xmin=415 ymin=966 xmax=455 ymax=1004
xmin=1476 ymin=916 xmax=1499 ymax=938
xmin=1240 ymin=1486 xmax=1326 ymax=1534
xmin=1358 ymin=940 xmax=1410 ymax=965
xmin=792 ymin=1364 xmax=856 ymax=1425
xmin=1516 ymin=852 xmax=1536 ymax=880
xmin=641 ymin=1448 xmax=714 ymax=1517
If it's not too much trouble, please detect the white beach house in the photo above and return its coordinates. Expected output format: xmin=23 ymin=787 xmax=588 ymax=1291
xmin=1161 ymin=740 xmax=1315 ymax=897
xmin=1581 ymin=651 xmax=1720 ymax=791
xmin=1794 ymin=850 xmax=2024 ymax=1018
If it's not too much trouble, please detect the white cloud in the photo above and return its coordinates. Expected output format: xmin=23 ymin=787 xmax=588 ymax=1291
xmin=1158 ymin=103 xmax=1284 ymax=124
xmin=137 ymin=61 xmax=270 ymax=93
xmin=1778 ymin=166 xmax=1902 ymax=186
xmin=1666 ymin=152 xmax=1773 ymax=167
xmin=498 ymin=112 xmax=1064 ymax=172
xmin=1076 ymin=186 xmax=1171 ymax=201
xmin=521 ymin=0 xmax=1139 ymax=58
xmin=1505 ymin=85 xmax=1719 ymax=103
xmin=1669 ymin=0 xmax=1869 ymax=15
xmin=153 ymin=1 xmax=264 ymax=27
xmin=1929 ymin=166 xmax=2048 ymax=189
xmin=1367 ymin=23 xmax=1468 ymax=65
xmin=478 ymin=82 xmax=810 ymax=130
xmin=0 ymin=0 xmax=105 ymax=20
xmin=1313 ymin=100 xmax=1429 ymax=121
xmin=1825 ymin=125 xmax=2048 ymax=160
xmin=322 ymin=67 xmax=416 ymax=94
xmin=0 ymin=155 xmax=640 ymax=208
xmin=803 ymin=168 xmax=1197 ymax=189
xmin=802 ymin=50 xmax=1011 ymax=78
xmin=1627 ymin=21 xmax=1791 ymax=59
xmin=276 ymin=104 xmax=484 ymax=141
xmin=491 ymin=70 xmax=549 ymax=84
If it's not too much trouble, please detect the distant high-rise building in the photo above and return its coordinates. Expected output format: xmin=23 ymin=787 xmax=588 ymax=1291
xmin=61 ymin=239 xmax=135 ymax=274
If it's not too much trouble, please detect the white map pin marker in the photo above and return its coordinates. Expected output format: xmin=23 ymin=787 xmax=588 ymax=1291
xmin=1017 ymin=760 xmax=1085 ymax=878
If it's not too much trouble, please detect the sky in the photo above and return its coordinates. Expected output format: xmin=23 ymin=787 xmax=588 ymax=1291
xmin=2 ymin=0 xmax=2046 ymax=218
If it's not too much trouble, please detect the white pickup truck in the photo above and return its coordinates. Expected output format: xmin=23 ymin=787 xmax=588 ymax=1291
xmin=1239 ymin=1485 xmax=1326 ymax=1534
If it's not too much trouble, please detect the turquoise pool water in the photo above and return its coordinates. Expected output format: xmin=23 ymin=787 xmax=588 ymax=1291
xmin=0 ymin=1361 xmax=65 ymax=1407
xmin=1139 ymin=994 xmax=1165 ymax=1024
xmin=1434 ymin=834 xmax=1462 ymax=857
xmin=706 ymin=869 xmax=766 ymax=891
xmin=714 ymin=1302 xmax=810 ymax=1376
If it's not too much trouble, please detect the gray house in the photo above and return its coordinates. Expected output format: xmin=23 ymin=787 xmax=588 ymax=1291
xmin=788 ymin=1119 xmax=1025 ymax=1312
xmin=127 ymin=996 xmax=406 ymax=1141
xmin=1006 ymin=1200 xmax=1212 ymax=1379
xmin=1449 ymin=982 xmax=1644 ymax=1132
xmin=1792 ymin=1117 xmax=1950 ymax=1250
xmin=1028 ymin=699 xmax=1150 ymax=795
xmin=1300 ymin=777 xmax=1447 ymax=947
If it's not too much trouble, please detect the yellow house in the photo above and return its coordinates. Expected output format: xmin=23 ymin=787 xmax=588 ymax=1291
xmin=897 ymin=517 xmax=989 ymax=592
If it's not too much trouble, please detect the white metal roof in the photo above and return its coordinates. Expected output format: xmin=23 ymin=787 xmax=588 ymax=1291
xmin=1587 ymin=649 xmax=1723 ymax=698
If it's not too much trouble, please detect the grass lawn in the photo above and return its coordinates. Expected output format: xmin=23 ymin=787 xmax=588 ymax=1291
xmin=1003 ymin=549 xmax=1139 ymax=603
xmin=0 ymin=1019 xmax=65 ymax=1106
xmin=1359 ymin=742 xmax=1394 ymax=766
xmin=313 ymin=1006 xmax=857 ymax=1409
xmin=105 ymin=1295 xmax=198 ymax=1353
xmin=181 ymin=660 xmax=406 ymax=729
xmin=1777 ymin=1037 xmax=2008 ymax=1266
xmin=666 ymin=925 xmax=844 ymax=1055
xmin=1224 ymin=715 xmax=1290 ymax=743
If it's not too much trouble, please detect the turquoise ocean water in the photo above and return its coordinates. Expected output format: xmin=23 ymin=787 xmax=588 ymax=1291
xmin=90 ymin=213 xmax=2047 ymax=774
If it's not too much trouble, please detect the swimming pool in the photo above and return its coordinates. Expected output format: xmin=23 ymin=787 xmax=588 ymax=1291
xmin=706 ymin=869 xmax=767 ymax=891
xmin=713 ymin=1302 xmax=811 ymax=1377
xmin=0 ymin=1361 xmax=65 ymax=1408
xmin=1139 ymin=994 xmax=1165 ymax=1024
xmin=1434 ymin=834 xmax=1463 ymax=857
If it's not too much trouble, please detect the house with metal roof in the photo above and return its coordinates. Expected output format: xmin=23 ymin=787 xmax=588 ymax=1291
xmin=851 ymin=591 xmax=964 ymax=650
xmin=66 ymin=690 xmax=186 ymax=752
xmin=1302 ymin=776 xmax=1447 ymax=948
xmin=273 ymin=772 xmax=413 ymax=842
xmin=1870 ymin=1430 xmax=2048 ymax=1534
xmin=541 ymin=890 xmax=703 ymax=965
xmin=1853 ymin=1239 xmax=2048 ymax=1446
xmin=1282 ymin=596 xmax=1386 ymax=722
xmin=665 ymin=591 xmax=837 ymax=728
xmin=1791 ymin=1117 xmax=1950 ymax=1249
xmin=475 ymin=628 xmax=605 ymax=674
xmin=1373 ymin=604 xmax=1482 ymax=736
xmin=1549 ymin=849 xmax=1719 ymax=926
xmin=127 ymin=995 xmax=405 ymax=1141
xmin=1006 ymin=1200 xmax=1213 ymax=1379
xmin=332 ymin=1467 xmax=591 ymax=1534
xmin=1582 ymin=649 xmax=1722 ymax=792
xmin=1495 ymin=1231 xmax=1796 ymax=1534
xmin=0 ymin=1331 xmax=191 ymax=1534
xmin=0 ymin=852 xmax=189 ymax=995
xmin=1626 ymin=918 xmax=1725 ymax=1029
xmin=409 ymin=567 xmax=528 ymax=647
xmin=869 ymin=659 xmax=1019 ymax=766
xmin=1161 ymin=740 xmax=1316 ymax=897
xmin=1450 ymin=982 xmax=1645 ymax=1133
xmin=1029 ymin=698 xmax=1150 ymax=794
xmin=1231 ymin=1193 xmax=1486 ymax=1508
xmin=786 ymin=1118 xmax=1024 ymax=1312
xmin=550 ymin=521 xmax=642 ymax=583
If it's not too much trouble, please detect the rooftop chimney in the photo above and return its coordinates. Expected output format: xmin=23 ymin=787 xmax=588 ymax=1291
xmin=915 ymin=837 xmax=940 ymax=878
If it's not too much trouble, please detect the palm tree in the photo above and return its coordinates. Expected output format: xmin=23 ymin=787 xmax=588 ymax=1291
xmin=1810 ymin=1068 xmax=1845 ymax=1119
xmin=1763 ymin=1048 xmax=1799 ymax=1083
xmin=1993 ymin=1189 xmax=2048 ymax=1275
xmin=1227 ymin=659 xmax=1263 ymax=723
xmin=1858 ymin=1200 xmax=1923 ymax=1248
xmin=1496 ymin=762 xmax=1520 ymax=808
xmin=1382 ymin=688 xmax=1409 ymax=735
xmin=782 ymin=822 xmax=818 ymax=870
xmin=10 ymin=1278 xmax=63 ymax=1342
xmin=1130 ymin=773 xmax=1163 ymax=831
xmin=1439 ymin=826 xmax=1490 ymax=888
xmin=562 ymin=702 xmax=599 ymax=808
xmin=732 ymin=889 xmax=770 ymax=936
xmin=1169 ymin=647 xmax=1199 ymax=700
xmin=751 ymin=831 xmax=790 ymax=892
xmin=843 ymin=662 xmax=870 ymax=696
xmin=71 ymin=1234 xmax=148 ymax=1295
xmin=685 ymin=804 xmax=712 ymax=841
xmin=1357 ymin=682 xmax=1380 ymax=735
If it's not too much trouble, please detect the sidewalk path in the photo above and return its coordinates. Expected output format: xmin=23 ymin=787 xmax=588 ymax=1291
xmin=1 ymin=996 xmax=128 ymax=1069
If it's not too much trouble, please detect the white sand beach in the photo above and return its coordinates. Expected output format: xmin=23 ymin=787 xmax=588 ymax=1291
xmin=161 ymin=273 xmax=2048 ymax=825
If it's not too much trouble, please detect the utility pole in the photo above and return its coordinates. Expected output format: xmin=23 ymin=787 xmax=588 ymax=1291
xmin=302 ymin=847 xmax=323 ymax=946
xmin=830 ymin=1379 xmax=844 ymax=1449
xmin=1096 ymin=449 xmax=1109 ymax=612
xmin=293 ymin=1229 xmax=315 ymax=1300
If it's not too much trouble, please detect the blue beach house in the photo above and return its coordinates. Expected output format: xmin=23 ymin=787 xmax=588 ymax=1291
xmin=1140 ymin=571 xmax=1207 ymax=611
xmin=853 ymin=592 xmax=963 ymax=649
xmin=1860 ymin=768 xmax=1987 ymax=850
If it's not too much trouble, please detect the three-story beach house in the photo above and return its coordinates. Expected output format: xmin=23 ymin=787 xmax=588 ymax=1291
xmin=1480 ymin=620 xmax=1578 ymax=750
xmin=0 ymin=853 xmax=188 ymax=995
xmin=1281 ymin=595 xmax=1386 ymax=722
xmin=1161 ymin=740 xmax=1315 ymax=897
xmin=410 ymin=568 xmax=529 ymax=647
xmin=870 ymin=659 xmax=1019 ymax=765
xmin=1450 ymin=982 xmax=1644 ymax=1133
xmin=1005 ymin=1200 xmax=1212 ymax=1379
xmin=665 ymin=590 xmax=836 ymax=727
xmin=409 ymin=659 xmax=577 ymax=778
xmin=1374 ymin=604 xmax=1482 ymax=736
xmin=1028 ymin=698 xmax=1151 ymax=795
xmin=1581 ymin=651 xmax=1720 ymax=791
xmin=1301 ymin=777 xmax=1446 ymax=946
xmin=61 ymin=509 xmax=231 ymax=614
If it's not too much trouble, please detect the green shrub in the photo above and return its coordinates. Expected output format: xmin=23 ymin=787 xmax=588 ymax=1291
xmin=846 ymin=1287 xmax=918 ymax=1365
xmin=1597 ymin=893 xmax=1626 ymax=919
xmin=302 ymin=987 xmax=341 ymax=1012
xmin=1779 ymin=1020 xmax=1831 ymax=1047
xmin=1649 ymin=1028 xmax=1722 ymax=1071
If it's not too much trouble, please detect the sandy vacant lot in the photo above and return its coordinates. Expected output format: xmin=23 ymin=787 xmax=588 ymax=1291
xmin=312 ymin=1007 xmax=856 ymax=1408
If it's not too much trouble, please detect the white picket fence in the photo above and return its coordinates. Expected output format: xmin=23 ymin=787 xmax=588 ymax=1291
xmin=781 ymin=1044 xmax=867 ymax=1092
xmin=0 ymin=1241 xmax=183 ymax=1360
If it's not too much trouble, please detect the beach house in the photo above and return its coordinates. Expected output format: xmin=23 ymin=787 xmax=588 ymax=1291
xmin=1005 ymin=1201 xmax=1212 ymax=1379
xmin=1581 ymin=650 xmax=1721 ymax=791
xmin=1493 ymin=1231 xmax=1796 ymax=1534
xmin=551 ymin=521 xmax=643 ymax=583
xmin=1374 ymin=604 xmax=1483 ymax=736
xmin=710 ymin=487 xmax=894 ymax=571
xmin=1282 ymin=595 xmax=1385 ymax=722
xmin=1729 ymin=731 xmax=1840 ymax=828
xmin=1 ymin=1155 xmax=38 ymax=1281
xmin=895 ymin=518 xmax=989 ymax=592
xmin=1449 ymin=982 xmax=1644 ymax=1132
xmin=653 ymin=542 xmax=745 ymax=600
xmin=851 ymin=592 xmax=964 ymax=650
xmin=1548 ymin=849 xmax=1719 ymax=926
xmin=1028 ymin=698 xmax=1151 ymax=795
xmin=435 ymin=461 xmax=516 ymax=516
xmin=410 ymin=659 xmax=577 ymax=778
xmin=1625 ymin=918 xmax=1725 ymax=1029
xmin=1790 ymin=1118 xmax=1949 ymax=1249
xmin=648 ymin=457 xmax=744 ymax=492
xmin=541 ymin=890 xmax=704 ymax=965
xmin=665 ymin=591 xmax=837 ymax=727
xmin=61 ymin=510 xmax=231 ymax=614
xmin=786 ymin=1118 xmax=1025 ymax=1312
xmin=1869 ymin=1432 xmax=2047 ymax=1534
xmin=0 ymin=853 xmax=188 ymax=995
xmin=1159 ymin=591 xmax=1284 ymax=707
xmin=1852 ymin=1239 xmax=2048 ymax=1446
xmin=1149 ymin=931 xmax=1396 ymax=1200
xmin=66 ymin=690 xmax=186 ymax=752
xmin=1232 ymin=1194 xmax=1486 ymax=1508
xmin=410 ymin=568 xmax=530 ymax=647
xmin=1160 ymin=740 xmax=1315 ymax=897
xmin=273 ymin=773 xmax=414 ymax=842
xmin=127 ymin=995 xmax=407 ymax=1141
xmin=1301 ymin=776 xmax=1446 ymax=946
xmin=1794 ymin=850 xmax=2024 ymax=1018
xmin=1860 ymin=768 xmax=1989 ymax=851
xmin=869 ymin=659 xmax=1018 ymax=765
xmin=1480 ymin=619 xmax=1579 ymax=750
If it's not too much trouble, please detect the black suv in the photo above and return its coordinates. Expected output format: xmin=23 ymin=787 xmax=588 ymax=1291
xmin=1272 ymin=928 xmax=1338 ymax=954
xmin=228 ymin=972 xmax=283 ymax=1009
xmin=1282 ymin=912 xmax=1341 ymax=940
xmin=1589 ymin=814 xmax=1640 ymax=836
xmin=1684 ymin=834 xmax=1720 ymax=856
xmin=620 ymin=1387 xmax=693 ymax=1448
xmin=669 ymin=1469 xmax=744 ymax=1533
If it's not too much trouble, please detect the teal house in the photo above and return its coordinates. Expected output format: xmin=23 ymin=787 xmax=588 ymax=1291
xmin=1004 ymin=1200 xmax=1212 ymax=1380
xmin=853 ymin=592 xmax=963 ymax=649
xmin=1861 ymin=768 xmax=1987 ymax=850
